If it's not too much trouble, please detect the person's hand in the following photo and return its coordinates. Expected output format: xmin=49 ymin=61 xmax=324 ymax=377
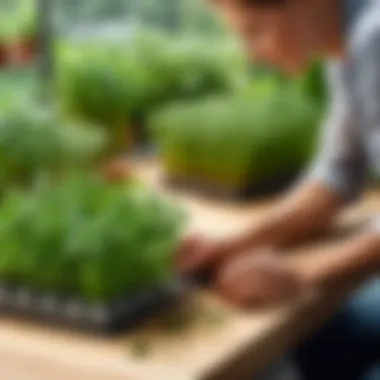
xmin=176 ymin=234 xmax=241 ymax=277
xmin=215 ymin=250 xmax=307 ymax=308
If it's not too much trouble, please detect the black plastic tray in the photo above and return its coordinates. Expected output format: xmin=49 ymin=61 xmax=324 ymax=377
xmin=0 ymin=279 xmax=187 ymax=335
xmin=164 ymin=172 xmax=300 ymax=202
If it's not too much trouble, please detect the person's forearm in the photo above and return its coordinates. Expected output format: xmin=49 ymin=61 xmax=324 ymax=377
xmin=233 ymin=180 xmax=344 ymax=251
xmin=299 ymin=232 xmax=380 ymax=288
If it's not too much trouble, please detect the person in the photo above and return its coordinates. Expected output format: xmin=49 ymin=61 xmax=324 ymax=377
xmin=177 ymin=0 xmax=380 ymax=379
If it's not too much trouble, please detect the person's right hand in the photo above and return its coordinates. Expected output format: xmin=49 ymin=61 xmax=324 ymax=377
xmin=215 ymin=250 xmax=305 ymax=308
xmin=176 ymin=234 xmax=242 ymax=277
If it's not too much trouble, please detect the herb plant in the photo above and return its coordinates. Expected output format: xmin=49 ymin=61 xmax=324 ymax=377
xmin=58 ymin=32 xmax=246 ymax=147
xmin=0 ymin=174 xmax=184 ymax=302
xmin=0 ymin=104 xmax=105 ymax=192
xmin=150 ymin=85 xmax=323 ymax=191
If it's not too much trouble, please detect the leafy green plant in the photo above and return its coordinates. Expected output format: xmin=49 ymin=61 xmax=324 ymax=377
xmin=14 ymin=0 xmax=36 ymax=41
xmin=296 ymin=60 xmax=327 ymax=105
xmin=0 ymin=9 xmax=14 ymax=46
xmin=0 ymin=104 xmax=105 ymax=192
xmin=131 ymin=33 xmax=245 ymax=111
xmin=150 ymin=84 xmax=323 ymax=191
xmin=0 ymin=174 xmax=184 ymax=302
xmin=0 ymin=22 xmax=10 ymax=46
xmin=58 ymin=43 xmax=146 ymax=153
xmin=57 ymin=32 xmax=246 ymax=145
xmin=0 ymin=70 xmax=38 ymax=111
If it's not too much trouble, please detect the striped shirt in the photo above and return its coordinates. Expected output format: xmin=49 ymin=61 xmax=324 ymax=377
xmin=308 ymin=0 xmax=380 ymax=203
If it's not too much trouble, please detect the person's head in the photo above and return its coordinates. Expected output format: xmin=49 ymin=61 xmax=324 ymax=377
xmin=209 ymin=0 xmax=342 ymax=74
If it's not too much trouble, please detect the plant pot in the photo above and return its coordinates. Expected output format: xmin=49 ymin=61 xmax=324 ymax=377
xmin=0 ymin=43 xmax=8 ymax=67
xmin=101 ymin=158 xmax=133 ymax=184
xmin=8 ymin=37 xmax=37 ymax=66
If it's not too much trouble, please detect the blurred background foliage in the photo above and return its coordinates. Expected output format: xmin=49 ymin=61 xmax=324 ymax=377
xmin=0 ymin=0 xmax=328 ymax=196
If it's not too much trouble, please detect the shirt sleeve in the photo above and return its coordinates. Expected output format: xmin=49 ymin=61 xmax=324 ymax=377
xmin=305 ymin=61 xmax=367 ymax=202
xmin=355 ymin=26 xmax=380 ymax=232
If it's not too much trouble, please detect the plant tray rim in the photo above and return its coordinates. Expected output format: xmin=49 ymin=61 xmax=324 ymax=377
xmin=0 ymin=278 xmax=186 ymax=334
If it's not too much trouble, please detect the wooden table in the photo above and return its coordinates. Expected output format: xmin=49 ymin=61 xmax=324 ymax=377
xmin=1 ymin=161 xmax=380 ymax=380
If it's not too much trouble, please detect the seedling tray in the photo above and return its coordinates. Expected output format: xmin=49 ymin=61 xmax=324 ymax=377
xmin=164 ymin=172 xmax=300 ymax=202
xmin=0 ymin=279 xmax=186 ymax=335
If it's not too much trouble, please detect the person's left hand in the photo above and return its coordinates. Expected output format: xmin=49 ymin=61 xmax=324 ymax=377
xmin=215 ymin=249 xmax=305 ymax=308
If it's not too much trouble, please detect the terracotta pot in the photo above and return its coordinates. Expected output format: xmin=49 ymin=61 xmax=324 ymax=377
xmin=9 ymin=38 xmax=37 ymax=65
xmin=0 ymin=43 xmax=8 ymax=67
xmin=101 ymin=158 xmax=133 ymax=184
